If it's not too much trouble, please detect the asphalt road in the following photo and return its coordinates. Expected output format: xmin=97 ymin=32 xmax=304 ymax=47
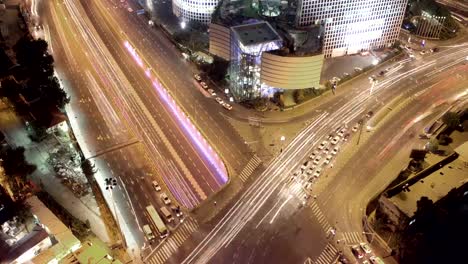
xmin=158 ymin=46 xmax=468 ymax=264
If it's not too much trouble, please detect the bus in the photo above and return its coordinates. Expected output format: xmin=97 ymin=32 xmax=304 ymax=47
xmin=146 ymin=205 xmax=169 ymax=238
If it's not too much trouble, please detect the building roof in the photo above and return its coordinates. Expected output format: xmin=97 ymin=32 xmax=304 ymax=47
xmin=389 ymin=153 xmax=468 ymax=217
xmin=4 ymin=226 xmax=50 ymax=263
xmin=231 ymin=21 xmax=281 ymax=46
xmin=26 ymin=196 xmax=81 ymax=263
xmin=455 ymin=141 xmax=468 ymax=161
xmin=60 ymin=241 xmax=123 ymax=264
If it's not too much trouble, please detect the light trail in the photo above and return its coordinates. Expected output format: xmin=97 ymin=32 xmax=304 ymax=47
xmin=269 ymin=195 xmax=293 ymax=224
xmin=183 ymin=46 xmax=468 ymax=264
xmin=123 ymin=40 xmax=228 ymax=185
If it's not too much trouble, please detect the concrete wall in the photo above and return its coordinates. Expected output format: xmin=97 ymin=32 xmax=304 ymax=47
xmin=260 ymin=52 xmax=324 ymax=89
xmin=209 ymin=23 xmax=231 ymax=61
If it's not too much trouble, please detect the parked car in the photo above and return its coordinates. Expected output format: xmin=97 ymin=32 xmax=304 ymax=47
xmin=313 ymin=156 xmax=322 ymax=165
xmin=313 ymin=169 xmax=321 ymax=178
xmin=160 ymin=193 xmax=171 ymax=205
xmin=222 ymin=102 xmax=233 ymax=110
xmin=207 ymin=89 xmax=216 ymax=96
xmin=354 ymin=67 xmax=363 ymax=72
xmin=331 ymin=136 xmax=340 ymax=145
xmin=215 ymin=97 xmax=223 ymax=104
xmin=351 ymin=245 xmax=365 ymax=259
xmin=360 ymin=243 xmax=372 ymax=254
xmin=369 ymin=256 xmax=385 ymax=264
xmin=366 ymin=111 xmax=374 ymax=118
xmin=193 ymin=74 xmax=202 ymax=81
xmin=127 ymin=7 xmax=133 ymax=12
xmin=318 ymin=141 xmax=328 ymax=150
xmin=352 ymin=124 xmax=359 ymax=132
xmin=200 ymin=82 xmax=208 ymax=89
xmin=309 ymin=150 xmax=319 ymax=159
xmin=331 ymin=147 xmax=339 ymax=155
xmin=152 ymin=181 xmax=161 ymax=192
xmin=170 ymin=205 xmax=183 ymax=217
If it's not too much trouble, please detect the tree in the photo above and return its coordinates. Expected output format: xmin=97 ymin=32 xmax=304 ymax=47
xmin=42 ymin=76 xmax=70 ymax=109
xmin=441 ymin=112 xmax=460 ymax=129
xmin=1 ymin=146 xmax=36 ymax=178
xmin=426 ymin=138 xmax=439 ymax=153
xmin=294 ymin=89 xmax=305 ymax=103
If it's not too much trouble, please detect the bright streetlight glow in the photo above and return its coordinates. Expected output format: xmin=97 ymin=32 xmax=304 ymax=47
xmin=372 ymin=59 xmax=379 ymax=65
xmin=180 ymin=21 xmax=186 ymax=29
xmin=280 ymin=136 xmax=286 ymax=141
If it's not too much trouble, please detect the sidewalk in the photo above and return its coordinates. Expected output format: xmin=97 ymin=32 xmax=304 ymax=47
xmin=0 ymin=101 xmax=110 ymax=243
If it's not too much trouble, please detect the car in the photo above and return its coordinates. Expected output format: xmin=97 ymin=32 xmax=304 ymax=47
xmin=305 ymin=182 xmax=312 ymax=190
xmin=352 ymin=124 xmax=359 ymax=132
xmin=127 ymin=7 xmax=133 ymax=12
xmin=351 ymin=245 xmax=365 ymax=259
xmin=306 ymin=168 xmax=314 ymax=176
xmin=207 ymin=88 xmax=216 ymax=96
xmin=369 ymin=256 xmax=385 ymax=264
xmin=331 ymin=147 xmax=339 ymax=155
xmin=200 ymin=82 xmax=208 ymax=89
xmin=318 ymin=141 xmax=328 ymax=150
xmin=338 ymin=128 xmax=347 ymax=137
xmin=160 ymin=193 xmax=171 ymax=205
xmin=343 ymin=72 xmax=350 ymax=77
xmin=313 ymin=169 xmax=321 ymax=178
xmin=324 ymin=155 xmax=333 ymax=164
xmin=152 ymin=181 xmax=161 ymax=191
xmin=322 ymin=147 xmax=330 ymax=155
xmin=193 ymin=74 xmax=202 ymax=81
xmin=215 ymin=97 xmax=223 ymax=104
xmin=360 ymin=243 xmax=372 ymax=254
xmin=354 ymin=67 xmax=363 ymax=72
xmin=366 ymin=111 xmax=374 ymax=118
xmin=430 ymin=47 xmax=439 ymax=52
xmin=313 ymin=156 xmax=322 ymax=165
xmin=293 ymin=170 xmax=301 ymax=176
xmin=331 ymin=136 xmax=340 ymax=145
xmin=418 ymin=134 xmax=430 ymax=139
xmin=222 ymin=103 xmax=233 ymax=110
xmin=420 ymin=50 xmax=427 ymax=55
xmin=309 ymin=150 xmax=319 ymax=159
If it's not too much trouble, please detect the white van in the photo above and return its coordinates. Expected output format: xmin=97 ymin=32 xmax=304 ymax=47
xmin=143 ymin=224 xmax=155 ymax=240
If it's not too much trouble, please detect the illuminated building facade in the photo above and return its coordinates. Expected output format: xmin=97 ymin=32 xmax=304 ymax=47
xmin=296 ymin=0 xmax=407 ymax=57
xmin=172 ymin=0 xmax=220 ymax=24
xmin=229 ymin=22 xmax=283 ymax=101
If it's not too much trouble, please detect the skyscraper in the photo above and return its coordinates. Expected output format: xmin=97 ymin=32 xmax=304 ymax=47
xmin=296 ymin=0 xmax=407 ymax=57
xmin=172 ymin=0 xmax=220 ymax=24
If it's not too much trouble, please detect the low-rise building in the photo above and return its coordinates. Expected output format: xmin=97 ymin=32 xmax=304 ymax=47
xmin=378 ymin=142 xmax=468 ymax=228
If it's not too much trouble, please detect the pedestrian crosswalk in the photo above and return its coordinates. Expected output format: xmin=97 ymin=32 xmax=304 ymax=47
xmin=341 ymin=232 xmax=363 ymax=245
xmin=309 ymin=201 xmax=332 ymax=231
xmin=313 ymin=243 xmax=338 ymax=264
xmin=238 ymin=154 xmax=262 ymax=182
xmin=145 ymin=217 xmax=199 ymax=264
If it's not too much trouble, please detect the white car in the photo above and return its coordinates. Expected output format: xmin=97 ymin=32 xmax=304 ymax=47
xmin=160 ymin=193 xmax=171 ymax=205
xmin=193 ymin=74 xmax=202 ymax=81
xmin=309 ymin=150 xmax=319 ymax=159
xmin=331 ymin=147 xmax=339 ymax=155
xmin=313 ymin=169 xmax=321 ymax=178
xmin=331 ymin=136 xmax=340 ymax=145
xmin=313 ymin=156 xmax=322 ymax=165
xmin=360 ymin=243 xmax=372 ymax=254
xmin=318 ymin=141 xmax=328 ymax=150
xmin=215 ymin=97 xmax=223 ymax=104
xmin=207 ymin=89 xmax=216 ymax=96
xmin=222 ymin=103 xmax=233 ymax=110
xmin=127 ymin=7 xmax=133 ymax=12
xmin=324 ymin=155 xmax=333 ymax=164
xmin=200 ymin=82 xmax=208 ymax=89
xmin=338 ymin=128 xmax=347 ymax=137
xmin=152 ymin=181 xmax=161 ymax=191
xmin=352 ymin=124 xmax=359 ymax=132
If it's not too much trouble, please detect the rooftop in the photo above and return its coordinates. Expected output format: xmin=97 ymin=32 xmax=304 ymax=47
xmin=390 ymin=142 xmax=468 ymax=217
xmin=231 ymin=21 xmax=281 ymax=46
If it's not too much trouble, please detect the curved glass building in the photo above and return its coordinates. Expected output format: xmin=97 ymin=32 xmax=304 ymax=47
xmin=172 ymin=0 xmax=220 ymax=24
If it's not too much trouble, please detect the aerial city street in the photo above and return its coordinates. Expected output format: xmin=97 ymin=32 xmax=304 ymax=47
xmin=0 ymin=0 xmax=467 ymax=263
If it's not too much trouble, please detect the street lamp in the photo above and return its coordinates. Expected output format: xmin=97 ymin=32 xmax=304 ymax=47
xmin=372 ymin=58 xmax=379 ymax=66
xmin=180 ymin=21 xmax=186 ymax=29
